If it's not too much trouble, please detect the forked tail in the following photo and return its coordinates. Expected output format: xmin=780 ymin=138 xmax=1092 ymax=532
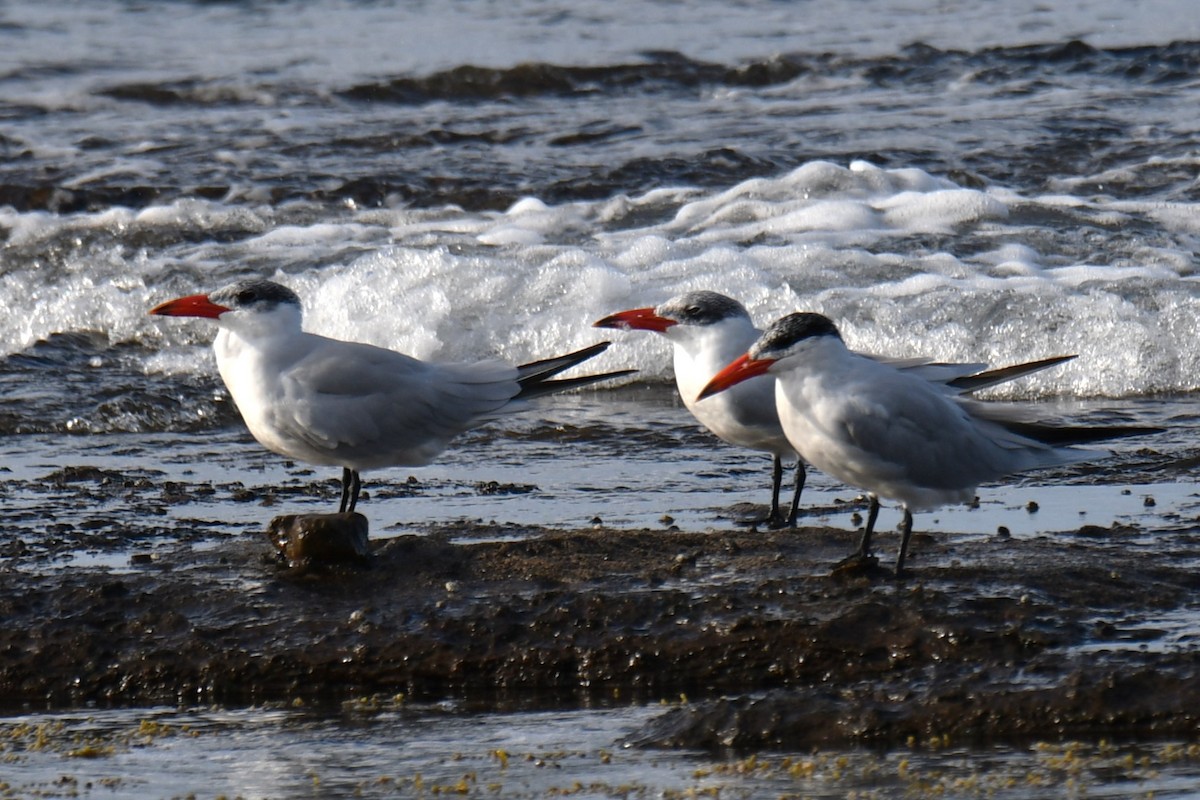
xmin=515 ymin=341 xmax=636 ymax=400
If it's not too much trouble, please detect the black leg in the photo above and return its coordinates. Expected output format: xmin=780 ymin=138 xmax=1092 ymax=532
xmin=837 ymin=494 xmax=880 ymax=568
xmin=895 ymin=507 xmax=914 ymax=577
xmin=338 ymin=467 xmax=362 ymax=514
xmin=858 ymin=494 xmax=880 ymax=558
xmin=338 ymin=468 xmax=351 ymax=513
xmin=766 ymin=454 xmax=784 ymax=527
xmin=347 ymin=470 xmax=361 ymax=513
xmin=784 ymin=460 xmax=806 ymax=528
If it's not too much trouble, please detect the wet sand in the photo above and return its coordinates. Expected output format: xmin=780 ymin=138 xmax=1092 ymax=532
xmin=3 ymin=504 xmax=1199 ymax=751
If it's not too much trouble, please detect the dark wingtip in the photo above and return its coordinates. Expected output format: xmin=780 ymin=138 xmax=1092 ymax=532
xmin=948 ymin=354 xmax=1078 ymax=393
xmin=518 ymin=369 xmax=637 ymax=399
xmin=515 ymin=342 xmax=627 ymax=398
xmin=517 ymin=342 xmax=611 ymax=381
xmin=1000 ymin=420 xmax=1164 ymax=446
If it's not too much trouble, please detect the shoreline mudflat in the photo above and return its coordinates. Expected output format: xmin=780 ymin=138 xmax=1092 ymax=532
xmin=2 ymin=520 xmax=1197 ymax=749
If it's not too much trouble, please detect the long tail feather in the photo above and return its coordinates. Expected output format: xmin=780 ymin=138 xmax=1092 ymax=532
xmin=517 ymin=342 xmax=611 ymax=382
xmin=949 ymin=354 xmax=1077 ymax=394
xmin=518 ymin=369 xmax=639 ymax=400
xmin=515 ymin=341 xmax=634 ymax=400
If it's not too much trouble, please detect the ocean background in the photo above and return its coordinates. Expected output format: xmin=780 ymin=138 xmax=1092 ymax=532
xmin=4 ymin=0 xmax=1200 ymax=796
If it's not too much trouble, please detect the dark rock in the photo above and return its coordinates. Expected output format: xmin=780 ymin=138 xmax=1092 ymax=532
xmin=267 ymin=513 xmax=370 ymax=569
xmin=1 ymin=520 xmax=1199 ymax=748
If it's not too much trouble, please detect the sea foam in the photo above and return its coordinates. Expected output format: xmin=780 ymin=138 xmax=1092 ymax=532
xmin=3 ymin=161 xmax=1199 ymax=399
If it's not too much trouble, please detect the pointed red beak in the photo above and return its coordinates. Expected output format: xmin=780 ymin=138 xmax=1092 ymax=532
xmin=697 ymin=353 xmax=775 ymax=401
xmin=150 ymin=294 xmax=230 ymax=319
xmin=593 ymin=307 xmax=676 ymax=333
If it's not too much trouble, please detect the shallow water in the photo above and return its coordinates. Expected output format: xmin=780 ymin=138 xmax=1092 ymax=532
xmin=5 ymin=703 xmax=1200 ymax=800
xmin=0 ymin=387 xmax=1192 ymax=561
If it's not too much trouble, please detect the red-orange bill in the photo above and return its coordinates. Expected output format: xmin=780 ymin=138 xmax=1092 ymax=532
xmin=149 ymin=294 xmax=230 ymax=319
xmin=592 ymin=307 xmax=675 ymax=333
xmin=697 ymin=353 xmax=774 ymax=400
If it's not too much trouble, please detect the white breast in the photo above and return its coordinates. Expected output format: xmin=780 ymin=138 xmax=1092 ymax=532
xmin=671 ymin=320 xmax=794 ymax=457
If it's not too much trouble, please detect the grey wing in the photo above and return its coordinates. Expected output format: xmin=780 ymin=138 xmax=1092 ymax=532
xmin=837 ymin=377 xmax=1017 ymax=491
xmin=869 ymin=354 xmax=988 ymax=388
xmin=717 ymin=377 xmax=790 ymax=443
xmin=274 ymin=341 xmax=521 ymax=466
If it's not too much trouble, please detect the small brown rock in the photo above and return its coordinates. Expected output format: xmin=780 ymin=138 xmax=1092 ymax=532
xmin=267 ymin=513 xmax=370 ymax=568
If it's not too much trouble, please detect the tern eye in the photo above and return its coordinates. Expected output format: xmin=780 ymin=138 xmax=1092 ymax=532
xmin=236 ymin=288 xmax=259 ymax=305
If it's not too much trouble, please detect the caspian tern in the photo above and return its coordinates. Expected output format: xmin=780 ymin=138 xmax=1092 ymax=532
xmin=699 ymin=311 xmax=1158 ymax=575
xmin=596 ymin=292 xmax=804 ymax=528
xmin=595 ymin=291 xmax=1075 ymax=530
xmin=151 ymin=278 xmax=632 ymax=514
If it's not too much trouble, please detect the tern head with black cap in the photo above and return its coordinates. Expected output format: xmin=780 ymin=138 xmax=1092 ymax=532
xmin=151 ymin=278 xmax=304 ymax=339
xmin=698 ymin=312 xmax=843 ymax=400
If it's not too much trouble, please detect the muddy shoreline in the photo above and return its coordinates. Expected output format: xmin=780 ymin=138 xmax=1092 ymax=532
xmin=3 ymin=511 xmax=1199 ymax=751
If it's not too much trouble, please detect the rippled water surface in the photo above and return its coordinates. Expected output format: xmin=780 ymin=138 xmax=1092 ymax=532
xmin=6 ymin=704 xmax=1200 ymax=799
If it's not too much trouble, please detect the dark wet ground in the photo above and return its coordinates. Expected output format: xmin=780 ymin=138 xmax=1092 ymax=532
xmin=3 ymin=484 xmax=1199 ymax=752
